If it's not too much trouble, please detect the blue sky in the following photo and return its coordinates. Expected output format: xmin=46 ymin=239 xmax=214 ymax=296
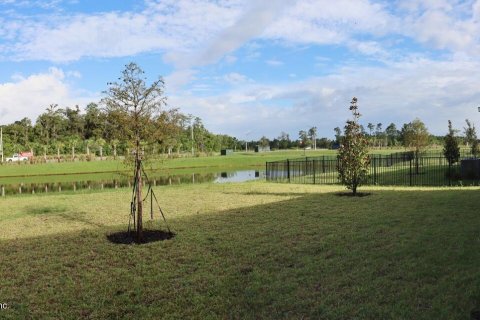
xmin=1 ymin=0 xmax=480 ymax=140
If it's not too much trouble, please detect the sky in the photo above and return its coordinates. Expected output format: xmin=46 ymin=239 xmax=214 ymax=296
xmin=1 ymin=0 xmax=480 ymax=141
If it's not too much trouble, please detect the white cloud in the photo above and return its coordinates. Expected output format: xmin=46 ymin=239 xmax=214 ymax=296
xmin=3 ymin=0 xmax=480 ymax=65
xmin=169 ymin=55 xmax=480 ymax=139
xmin=0 ymin=68 xmax=97 ymax=125
xmin=195 ymin=0 xmax=289 ymax=66
xmin=164 ymin=69 xmax=197 ymax=92
xmin=263 ymin=0 xmax=395 ymax=45
xmin=223 ymin=72 xmax=250 ymax=85
xmin=265 ymin=59 xmax=283 ymax=66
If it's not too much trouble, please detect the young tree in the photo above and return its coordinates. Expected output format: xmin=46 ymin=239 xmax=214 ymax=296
xmin=102 ymin=62 xmax=166 ymax=242
xmin=337 ymin=97 xmax=370 ymax=196
xmin=443 ymin=120 xmax=460 ymax=166
xmin=464 ymin=119 xmax=479 ymax=157
xmin=402 ymin=118 xmax=429 ymax=174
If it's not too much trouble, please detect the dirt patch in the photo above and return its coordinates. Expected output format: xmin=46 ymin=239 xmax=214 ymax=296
xmin=107 ymin=230 xmax=175 ymax=244
xmin=335 ymin=192 xmax=371 ymax=197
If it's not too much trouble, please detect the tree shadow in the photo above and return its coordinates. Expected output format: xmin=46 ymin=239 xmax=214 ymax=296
xmin=106 ymin=229 xmax=175 ymax=245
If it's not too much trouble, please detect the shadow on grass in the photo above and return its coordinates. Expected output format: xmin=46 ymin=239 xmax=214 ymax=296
xmin=107 ymin=229 xmax=175 ymax=244
xmin=335 ymin=192 xmax=371 ymax=197
xmin=1 ymin=188 xmax=480 ymax=319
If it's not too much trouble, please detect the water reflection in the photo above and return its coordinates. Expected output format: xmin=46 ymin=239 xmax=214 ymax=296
xmin=214 ymin=170 xmax=264 ymax=183
xmin=0 ymin=170 xmax=264 ymax=196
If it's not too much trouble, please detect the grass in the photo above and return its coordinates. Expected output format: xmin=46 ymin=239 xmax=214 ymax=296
xmin=0 ymin=150 xmax=338 ymax=178
xmin=1 ymin=182 xmax=480 ymax=319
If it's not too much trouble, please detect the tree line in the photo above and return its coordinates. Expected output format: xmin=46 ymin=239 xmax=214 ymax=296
xmin=1 ymin=103 xmax=244 ymax=160
xmin=1 ymin=60 xmax=478 ymax=161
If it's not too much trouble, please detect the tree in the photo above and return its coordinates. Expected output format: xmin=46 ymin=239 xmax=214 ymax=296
xmin=308 ymin=127 xmax=317 ymax=150
xmin=102 ymin=62 xmax=166 ymax=242
xmin=385 ymin=123 xmax=399 ymax=146
xmin=375 ymin=123 xmax=385 ymax=148
xmin=55 ymin=140 xmax=64 ymax=162
xmin=298 ymin=130 xmax=308 ymax=148
xmin=402 ymin=118 xmax=429 ymax=174
xmin=443 ymin=120 xmax=460 ymax=166
xmin=464 ymin=119 xmax=478 ymax=157
xmin=278 ymin=132 xmax=290 ymax=149
xmin=44 ymin=104 xmax=65 ymax=145
xmin=337 ymin=97 xmax=370 ymax=196
xmin=67 ymin=136 xmax=79 ymax=160
xmin=64 ymin=105 xmax=84 ymax=138
xmin=84 ymin=103 xmax=105 ymax=140
xmin=96 ymin=138 xmax=106 ymax=159
xmin=111 ymin=139 xmax=120 ymax=159
xmin=367 ymin=122 xmax=374 ymax=136
xmin=333 ymin=127 xmax=342 ymax=145
xmin=259 ymin=136 xmax=269 ymax=148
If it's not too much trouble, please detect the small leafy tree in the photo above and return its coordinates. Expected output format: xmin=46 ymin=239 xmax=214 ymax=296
xmin=464 ymin=119 xmax=479 ymax=157
xmin=443 ymin=120 xmax=460 ymax=166
xmin=337 ymin=97 xmax=370 ymax=196
xmin=402 ymin=118 xmax=429 ymax=174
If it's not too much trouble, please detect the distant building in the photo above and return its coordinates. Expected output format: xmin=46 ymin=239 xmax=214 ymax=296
xmin=221 ymin=149 xmax=233 ymax=156
xmin=255 ymin=145 xmax=270 ymax=152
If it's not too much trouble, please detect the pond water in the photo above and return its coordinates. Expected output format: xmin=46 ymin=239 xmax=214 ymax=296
xmin=0 ymin=170 xmax=265 ymax=196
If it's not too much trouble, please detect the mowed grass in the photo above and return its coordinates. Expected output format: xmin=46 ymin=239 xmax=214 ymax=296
xmin=0 ymin=150 xmax=338 ymax=178
xmin=1 ymin=182 xmax=480 ymax=319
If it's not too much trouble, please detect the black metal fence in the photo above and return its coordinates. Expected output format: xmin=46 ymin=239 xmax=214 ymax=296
xmin=266 ymin=153 xmax=479 ymax=187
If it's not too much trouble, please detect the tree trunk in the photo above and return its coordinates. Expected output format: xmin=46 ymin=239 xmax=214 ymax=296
xmin=136 ymin=160 xmax=143 ymax=242
xmin=113 ymin=145 xmax=117 ymax=160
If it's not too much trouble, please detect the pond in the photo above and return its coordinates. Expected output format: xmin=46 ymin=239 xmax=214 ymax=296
xmin=0 ymin=170 xmax=265 ymax=196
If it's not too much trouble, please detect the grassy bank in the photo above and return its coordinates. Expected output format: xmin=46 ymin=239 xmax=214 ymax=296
xmin=1 ymin=182 xmax=480 ymax=319
xmin=0 ymin=150 xmax=338 ymax=178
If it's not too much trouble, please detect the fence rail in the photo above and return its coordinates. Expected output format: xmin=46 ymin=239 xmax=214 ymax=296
xmin=266 ymin=153 xmax=478 ymax=187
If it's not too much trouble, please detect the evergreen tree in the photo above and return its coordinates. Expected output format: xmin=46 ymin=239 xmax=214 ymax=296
xmin=464 ymin=119 xmax=479 ymax=157
xmin=443 ymin=120 xmax=460 ymax=165
xmin=337 ymin=97 xmax=370 ymax=196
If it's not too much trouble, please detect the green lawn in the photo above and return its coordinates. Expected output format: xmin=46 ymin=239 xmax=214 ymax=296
xmin=1 ymin=182 xmax=479 ymax=319
xmin=0 ymin=149 xmax=338 ymax=178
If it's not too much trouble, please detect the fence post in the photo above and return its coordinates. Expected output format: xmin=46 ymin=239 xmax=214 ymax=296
xmin=287 ymin=159 xmax=290 ymax=183
xmin=265 ymin=162 xmax=268 ymax=181
xmin=373 ymin=157 xmax=377 ymax=185
xmin=409 ymin=158 xmax=412 ymax=186
xmin=448 ymin=162 xmax=451 ymax=186
xmin=313 ymin=160 xmax=316 ymax=184
xmin=322 ymin=156 xmax=325 ymax=173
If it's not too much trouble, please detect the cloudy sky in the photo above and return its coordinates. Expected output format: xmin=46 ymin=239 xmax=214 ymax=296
xmin=1 ymin=0 xmax=480 ymax=140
